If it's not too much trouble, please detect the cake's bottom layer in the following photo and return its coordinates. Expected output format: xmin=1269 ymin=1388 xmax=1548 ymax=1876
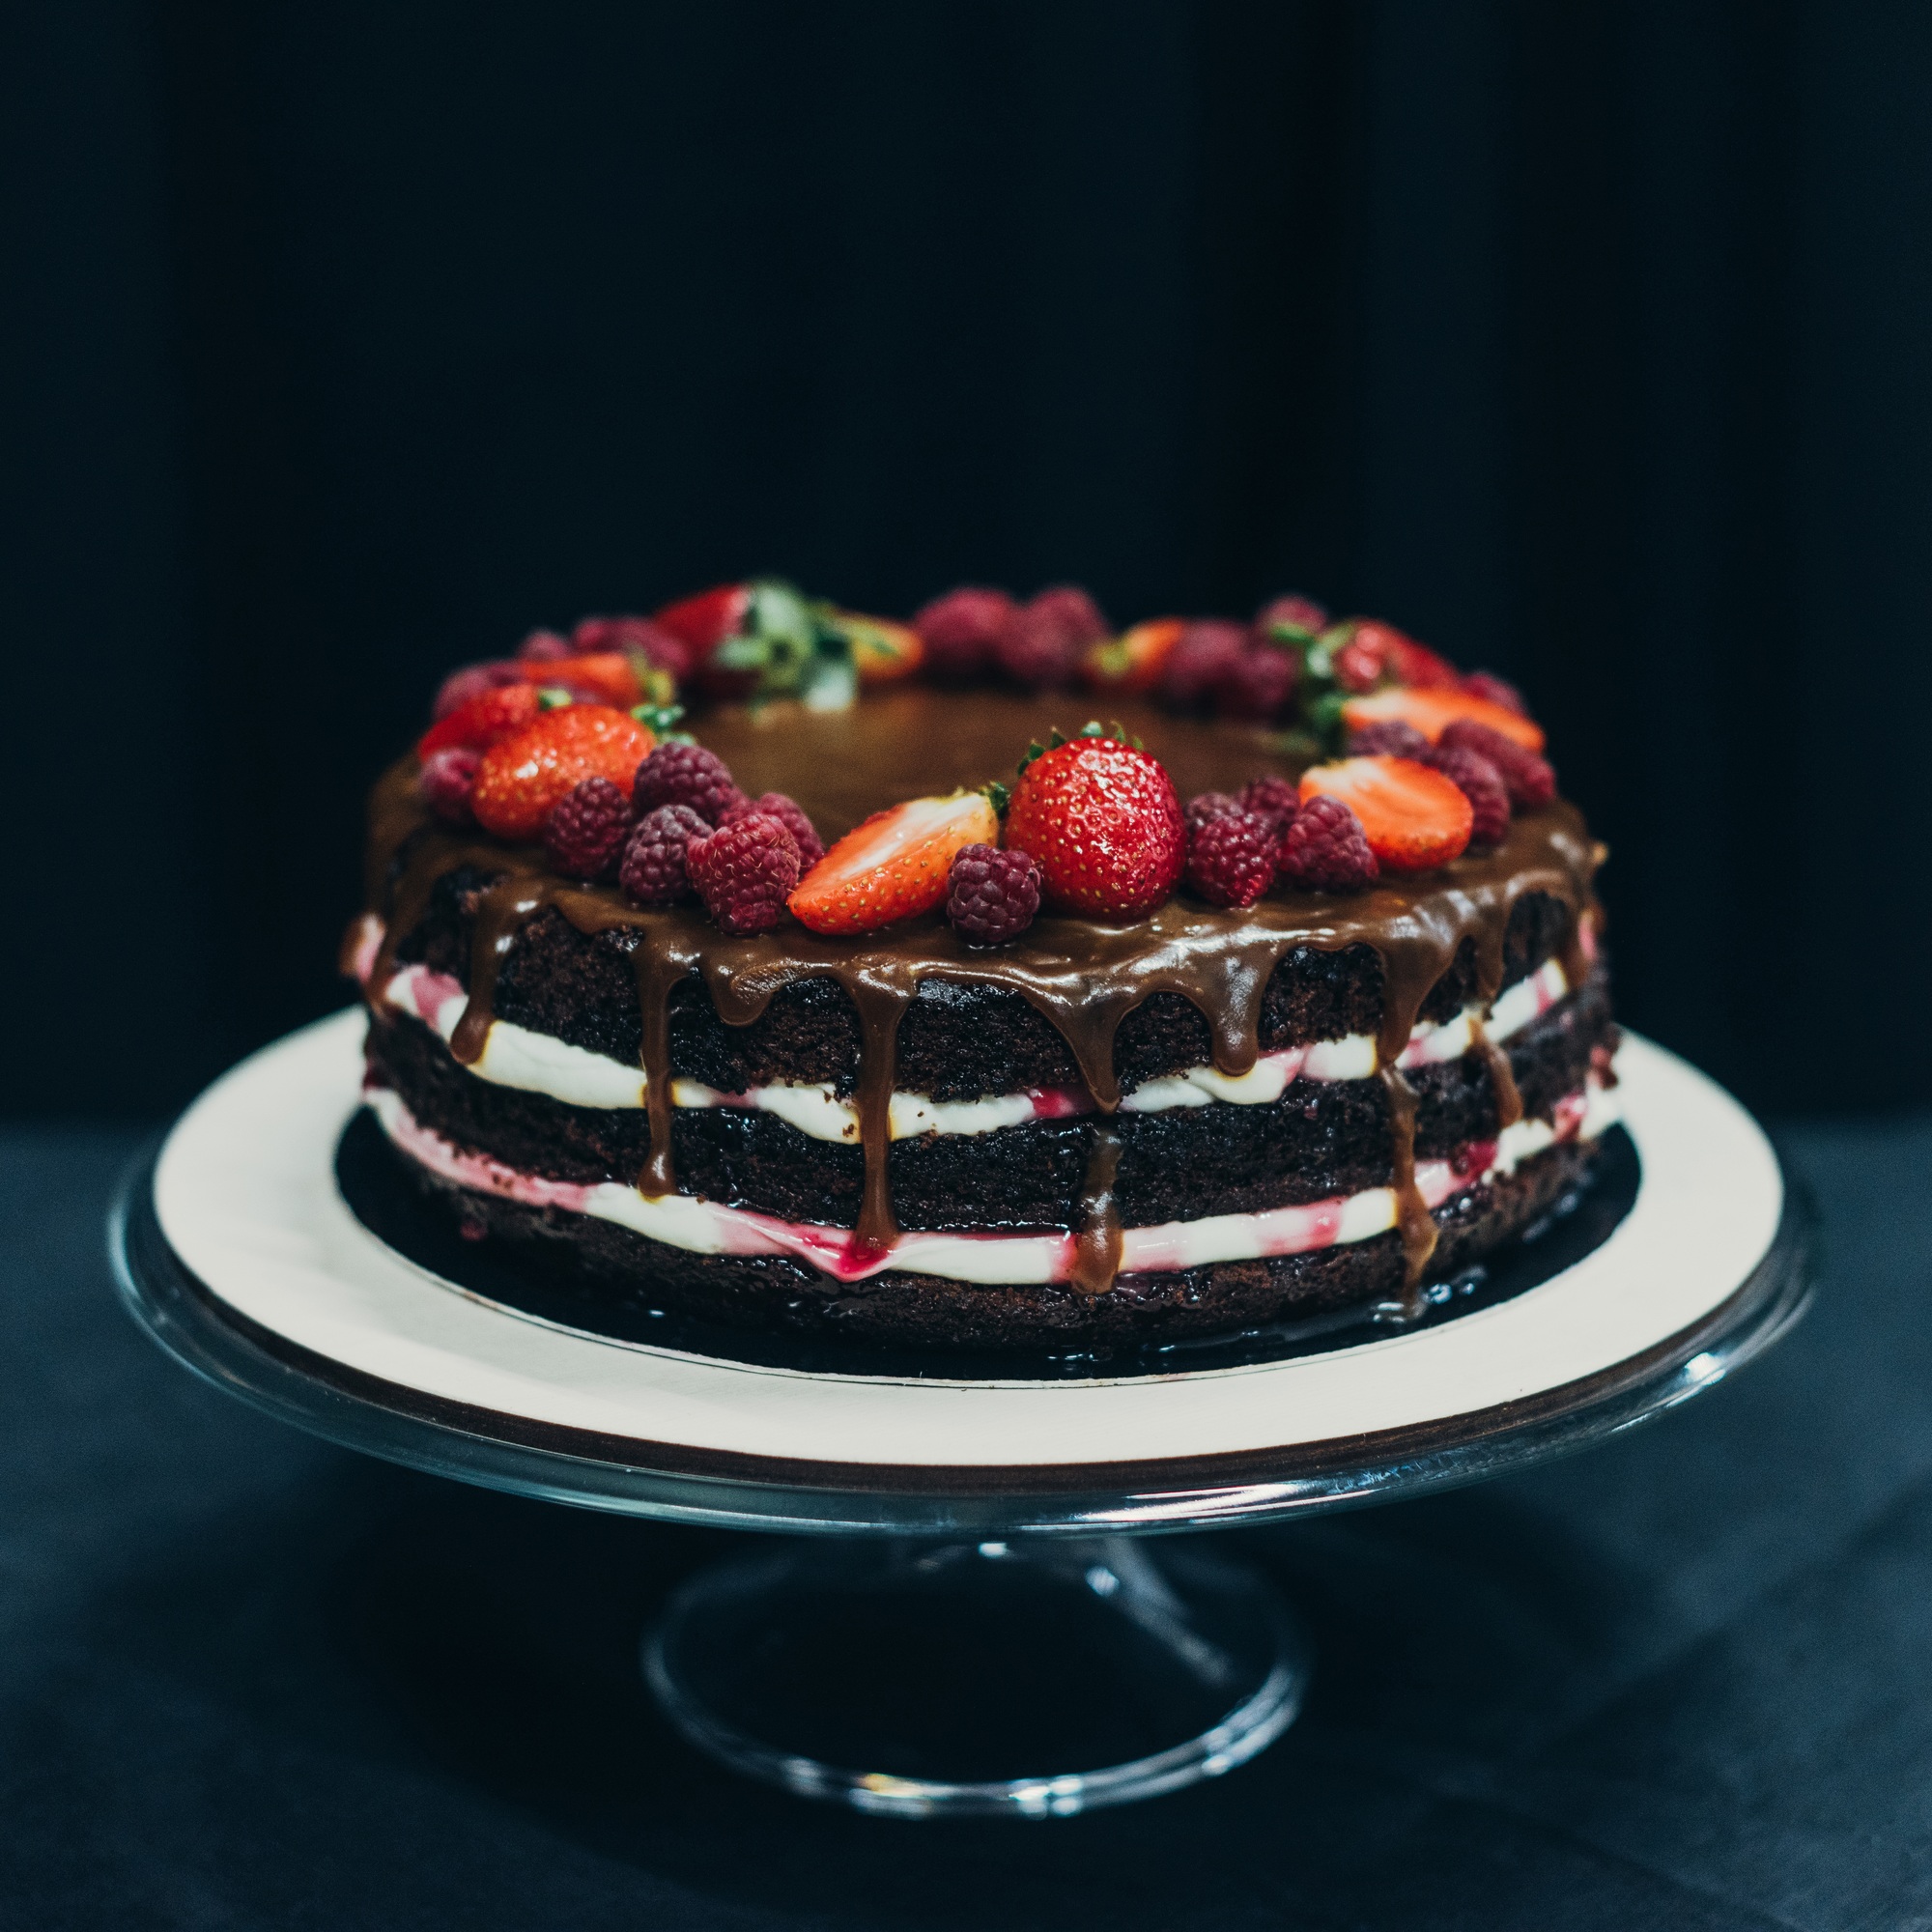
xmin=376 ymin=1125 xmax=1602 ymax=1351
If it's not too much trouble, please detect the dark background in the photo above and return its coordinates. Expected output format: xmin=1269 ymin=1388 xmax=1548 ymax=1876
xmin=7 ymin=1 xmax=1929 ymax=1119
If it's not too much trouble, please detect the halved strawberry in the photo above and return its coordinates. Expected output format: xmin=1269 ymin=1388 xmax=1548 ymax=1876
xmin=1340 ymin=684 xmax=1546 ymax=753
xmin=1298 ymin=756 xmax=1473 ymax=872
xmin=788 ymin=790 xmax=1000 ymax=935
xmin=470 ymin=705 xmax=657 ymax=839
xmin=1079 ymin=617 xmax=1185 ymax=694
xmin=834 ymin=612 xmax=925 ymax=683
xmin=512 ymin=651 xmax=642 ymax=709
xmin=416 ymin=681 xmax=543 ymax=761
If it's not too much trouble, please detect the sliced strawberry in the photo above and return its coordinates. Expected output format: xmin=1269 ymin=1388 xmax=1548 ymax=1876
xmin=1298 ymin=755 xmax=1473 ymax=872
xmin=788 ymin=790 xmax=1000 ymax=935
xmin=416 ymin=681 xmax=543 ymax=760
xmin=470 ymin=705 xmax=657 ymax=840
xmin=1079 ymin=617 xmax=1185 ymax=694
xmin=1340 ymin=684 xmax=1546 ymax=753
xmin=513 ymin=651 xmax=642 ymax=709
xmin=835 ymin=612 xmax=925 ymax=683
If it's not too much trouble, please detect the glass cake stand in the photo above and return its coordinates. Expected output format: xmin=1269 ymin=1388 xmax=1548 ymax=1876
xmin=107 ymin=1011 xmax=1816 ymax=1818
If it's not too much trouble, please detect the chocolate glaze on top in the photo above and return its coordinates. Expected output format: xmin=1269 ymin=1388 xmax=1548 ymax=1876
xmin=354 ymin=688 xmax=1605 ymax=1307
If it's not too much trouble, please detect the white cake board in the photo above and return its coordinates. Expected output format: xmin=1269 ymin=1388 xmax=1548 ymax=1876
xmin=111 ymin=1009 xmax=1809 ymax=1536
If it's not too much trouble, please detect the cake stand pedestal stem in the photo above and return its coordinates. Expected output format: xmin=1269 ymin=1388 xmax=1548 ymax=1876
xmin=642 ymin=1534 xmax=1309 ymax=1817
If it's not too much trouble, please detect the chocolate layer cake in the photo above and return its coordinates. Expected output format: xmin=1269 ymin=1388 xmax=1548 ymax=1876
xmin=347 ymin=591 xmax=1616 ymax=1355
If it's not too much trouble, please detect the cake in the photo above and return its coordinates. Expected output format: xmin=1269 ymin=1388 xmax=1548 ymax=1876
xmin=346 ymin=583 xmax=1617 ymax=1355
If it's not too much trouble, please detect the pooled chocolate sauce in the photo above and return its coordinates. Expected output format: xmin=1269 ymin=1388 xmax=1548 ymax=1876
xmin=357 ymin=690 xmax=1604 ymax=1299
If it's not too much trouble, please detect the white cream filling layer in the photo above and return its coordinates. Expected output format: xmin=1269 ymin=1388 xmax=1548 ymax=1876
xmin=376 ymin=952 xmax=1573 ymax=1144
xmin=365 ymin=1073 xmax=1618 ymax=1288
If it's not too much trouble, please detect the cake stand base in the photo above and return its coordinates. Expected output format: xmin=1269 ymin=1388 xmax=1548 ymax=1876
xmin=113 ymin=1017 xmax=1812 ymax=1815
xmin=642 ymin=1534 xmax=1306 ymax=1817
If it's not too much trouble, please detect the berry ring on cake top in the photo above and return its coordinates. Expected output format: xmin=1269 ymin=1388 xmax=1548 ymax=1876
xmin=346 ymin=581 xmax=1615 ymax=1353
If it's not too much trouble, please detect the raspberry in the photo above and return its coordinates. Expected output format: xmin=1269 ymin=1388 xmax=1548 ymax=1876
xmin=1278 ymin=793 xmax=1378 ymax=892
xmin=420 ymin=747 xmax=480 ymax=823
xmin=1161 ymin=620 xmax=1247 ymax=709
xmin=1186 ymin=807 xmax=1279 ymax=909
xmin=1185 ymin=791 xmax=1243 ymax=837
xmin=1348 ymin=719 xmax=1431 ymax=759
xmin=1438 ymin=719 xmax=1556 ymax=810
xmin=995 ymin=608 xmax=1081 ymax=689
xmin=722 ymin=790 xmax=825 ymax=869
xmin=632 ymin=742 xmax=746 ymax=826
xmin=1217 ymin=642 xmax=1297 ymax=721
xmin=575 ymin=614 xmax=696 ymax=680
xmin=517 ymin=628 xmax=574 ymax=663
xmin=1255 ymin=592 xmax=1329 ymax=637
xmin=996 ymin=587 xmax=1106 ymax=690
xmin=947 ymin=843 xmax=1043 ymax=946
xmin=544 ymin=777 xmax=633 ymax=880
xmin=1238 ymin=774 xmax=1300 ymax=834
xmin=1025 ymin=585 xmax=1109 ymax=649
xmin=687 ymin=813 xmax=802 ymax=935
xmin=619 ymin=803 xmax=710 ymax=907
xmin=913 ymin=587 xmax=1017 ymax=682
xmin=1420 ymin=744 xmax=1511 ymax=848
xmin=431 ymin=660 xmax=522 ymax=721
xmin=1462 ymin=669 xmax=1526 ymax=716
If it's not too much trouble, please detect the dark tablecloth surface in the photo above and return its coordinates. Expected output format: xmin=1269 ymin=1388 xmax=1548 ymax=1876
xmin=1 ymin=1116 xmax=1928 ymax=1931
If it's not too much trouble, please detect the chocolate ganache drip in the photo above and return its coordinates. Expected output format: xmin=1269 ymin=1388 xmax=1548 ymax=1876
xmin=355 ymin=692 xmax=1603 ymax=1302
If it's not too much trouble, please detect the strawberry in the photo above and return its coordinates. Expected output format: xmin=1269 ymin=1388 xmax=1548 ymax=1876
xmin=1359 ymin=618 xmax=1463 ymax=690
xmin=1003 ymin=730 xmax=1186 ymax=920
xmin=1330 ymin=625 xmax=1389 ymax=695
xmin=657 ymin=582 xmax=763 ymax=699
xmin=834 ymin=612 xmax=924 ymax=683
xmin=788 ymin=790 xmax=999 ymax=935
xmin=1339 ymin=684 xmax=1546 ymax=753
xmin=470 ymin=705 xmax=657 ymax=839
xmin=431 ymin=660 xmax=524 ymax=722
xmin=1080 ymin=617 xmax=1185 ymax=694
xmin=416 ymin=681 xmax=543 ymax=760
xmin=1298 ymin=755 xmax=1473 ymax=872
xmin=658 ymin=580 xmax=846 ymax=705
xmin=1325 ymin=618 xmax=1463 ymax=695
xmin=512 ymin=651 xmax=642 ymax=710
xmin=653 ymin=582 xmax=755 ymax=657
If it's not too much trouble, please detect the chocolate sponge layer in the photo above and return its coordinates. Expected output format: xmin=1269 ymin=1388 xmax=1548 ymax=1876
xmin=366 ymin=969 xmax=1613 ymax=1233
xmin=378 ymin=1126 xmax=1601 ymax=1351
xmin=390 ymin=863 xmax=1577 ymax=1102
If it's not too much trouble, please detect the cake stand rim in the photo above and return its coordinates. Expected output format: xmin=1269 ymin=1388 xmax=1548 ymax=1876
xmin=108 ymin=1124 xmax=1815 ymax=1536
